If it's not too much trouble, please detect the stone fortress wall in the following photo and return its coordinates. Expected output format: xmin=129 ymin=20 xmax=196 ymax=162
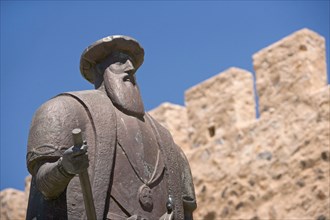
xmin=150 ymin=28 xmax=329 ymax=220
xmin=1 ymin=28 xmax=329 ymax=220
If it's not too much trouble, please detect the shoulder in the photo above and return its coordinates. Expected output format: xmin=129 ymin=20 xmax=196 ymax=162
xmin=31 ymin=90 xmax=104 ymax=122
xmin=27 ymin=92 xmax=92 ymax=174
xmin=35 ymin=95 xmax=80 ymax=117
xmin=146 ymin=113 xmax=184 ymax=153
xmin=29 ymin=91 xmax=95 ymax=141
xmin=146 ymin=113 xmax=189 ymax=162
xmin=146 ymin=113 xmax=171 ymax=137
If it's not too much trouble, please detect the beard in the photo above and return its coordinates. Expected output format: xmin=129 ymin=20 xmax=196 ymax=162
xmin=103 ymin=72 xmax=145 ymax=118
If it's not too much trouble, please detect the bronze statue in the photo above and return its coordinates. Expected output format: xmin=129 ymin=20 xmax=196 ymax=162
xmin=26 ymin=36 xmax=196 ymax=220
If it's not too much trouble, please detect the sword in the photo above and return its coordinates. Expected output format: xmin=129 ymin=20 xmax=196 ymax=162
xmin=72 ymin=128 xmax=97 ymax=220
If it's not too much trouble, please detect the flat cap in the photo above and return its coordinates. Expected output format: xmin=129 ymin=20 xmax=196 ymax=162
xmin=80 ymin=35 xmax=144 ymax=83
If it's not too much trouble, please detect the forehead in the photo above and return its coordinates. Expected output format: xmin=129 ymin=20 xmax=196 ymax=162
xmin=97 ymin=51 xmax=134 ymax=70
xmin=110 ymin=51 xmax=133 ymax=62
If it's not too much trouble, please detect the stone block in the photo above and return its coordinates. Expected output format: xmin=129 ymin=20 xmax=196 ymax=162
xmin=188 ymin=83 xmax=329 ymax=220
xmin=185 ymin=67 xmax=256 ymax=147
xmin=25 ymin=175 xmax=31 ymax=201
xmin=0 ymin=188 xmax=27 ymax=220
xmin=253 ymin=28 xmax=327 ymax=115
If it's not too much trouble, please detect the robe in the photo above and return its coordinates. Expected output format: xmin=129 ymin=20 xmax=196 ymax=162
xmin=26 ymin=90 xmax=196 ymax=220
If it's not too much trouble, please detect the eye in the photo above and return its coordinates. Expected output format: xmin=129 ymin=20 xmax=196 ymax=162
xmin=123 ymin=75 xmax=130 ymax=82
xmin=126 ymin=69 xmax=135 ymax=75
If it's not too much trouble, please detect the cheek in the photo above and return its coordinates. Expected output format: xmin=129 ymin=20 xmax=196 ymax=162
xmin=104 ymin=70 xmax=115 ymax=83
xmin=103 ymin=70 xmax=110 ymax=82
xmin=103 ymin=71 xmax=114 ymax=90
xmin=103 ymin=71 xmax=123 ymax=90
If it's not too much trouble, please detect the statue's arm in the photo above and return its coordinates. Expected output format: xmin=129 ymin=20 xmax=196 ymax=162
xmin=27 ymin=96 xmax=89 ymax=199
xmin=34 ymin=159 xmax=74 ymax=199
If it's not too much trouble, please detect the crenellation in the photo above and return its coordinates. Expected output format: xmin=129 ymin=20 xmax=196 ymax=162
xmin=185 ymin=67 xmax=256 ymax=147
xmin=253 ymin=28 xmax=327 ymax=116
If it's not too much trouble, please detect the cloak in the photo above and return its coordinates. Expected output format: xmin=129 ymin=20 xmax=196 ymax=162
xmin=26 ymin=90 xmax=196 ymax=220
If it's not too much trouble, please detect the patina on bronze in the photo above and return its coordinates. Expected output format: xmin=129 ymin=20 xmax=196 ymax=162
xmin=26 ymin=35 xmax=196 ymax=220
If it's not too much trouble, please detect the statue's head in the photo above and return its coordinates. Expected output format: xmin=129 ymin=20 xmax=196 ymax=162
xmin=80 ymin=35 xmax=145 ymax=117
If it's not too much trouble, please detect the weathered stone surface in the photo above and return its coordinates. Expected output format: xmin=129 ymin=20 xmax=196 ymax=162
xmin=188 ymin=85 xmax=329 ymax=220
xmin=185 ymin=67 xmax=256 ymax=148
xmin=187 ymin=28 xmax=329 ymax=220
xmin=149 ymin=102 xmax=190 ymax=152
xmin=0 ymin=188 xmax=27 ymax=220
xmin=0 ymin=176 xmax=31 ymax=220
xmin=25 ymin=175 xmax=31 ymax=201
xmin=253 ymin=28 xmax=327 ymax=115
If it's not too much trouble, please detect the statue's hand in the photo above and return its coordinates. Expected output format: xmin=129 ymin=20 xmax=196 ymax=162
xmin=61 ymin=142 xmax=89 ymax=175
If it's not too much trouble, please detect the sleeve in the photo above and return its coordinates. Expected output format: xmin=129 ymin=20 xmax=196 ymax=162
xmin=26 ymin=95 xmax=89 ymax=175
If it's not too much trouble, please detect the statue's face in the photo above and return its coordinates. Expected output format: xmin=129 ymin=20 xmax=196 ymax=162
xmin=100 ymin=52 xmax=145 ymax=117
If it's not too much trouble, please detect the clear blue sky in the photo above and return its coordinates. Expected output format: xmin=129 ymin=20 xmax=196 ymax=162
xmin=1 ymin=1 xmax=329 ymax=191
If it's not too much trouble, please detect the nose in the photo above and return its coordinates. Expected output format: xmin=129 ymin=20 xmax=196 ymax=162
xmin=124 ymin=60 xmax=134 ymax=72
